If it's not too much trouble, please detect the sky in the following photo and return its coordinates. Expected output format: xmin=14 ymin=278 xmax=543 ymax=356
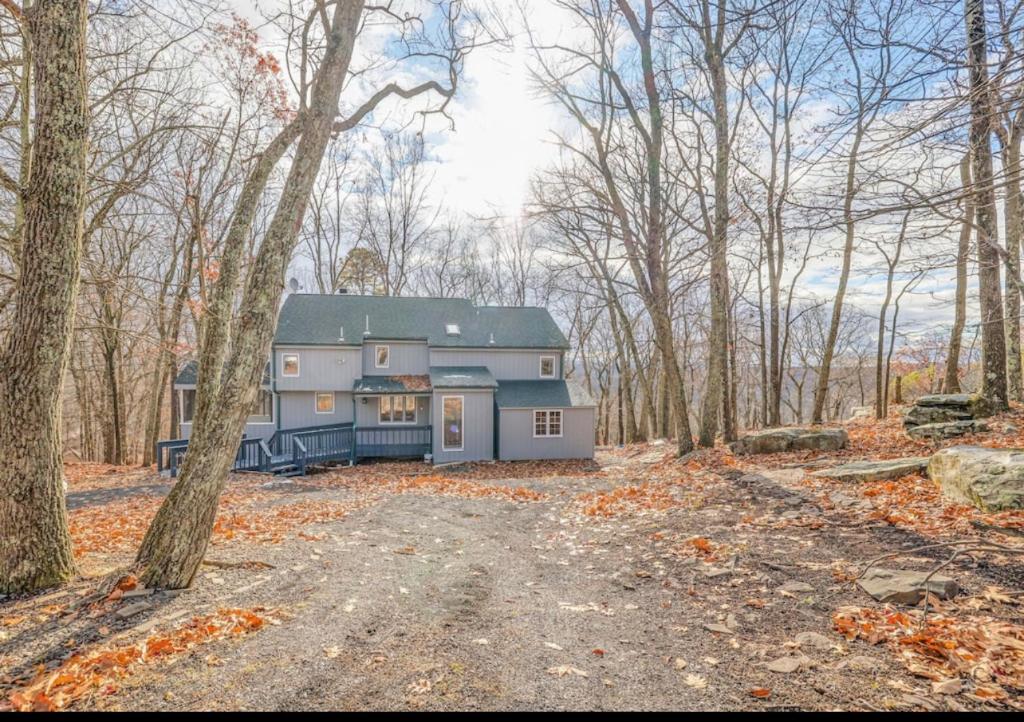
xmin=230 ymin=0 xmax=978 ymax=344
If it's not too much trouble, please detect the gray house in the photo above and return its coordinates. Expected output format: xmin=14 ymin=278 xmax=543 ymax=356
xmin=169 ymin=294 xmax=595 ymax=473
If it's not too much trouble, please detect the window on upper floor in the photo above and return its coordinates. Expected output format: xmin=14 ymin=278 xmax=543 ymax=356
xmin=539 ymin=355 xmax=556 ymax=378
xmin=282 ymin=353 xmax=300 ymax=377
xmin=534 ymin=409 xmax=562 ymax=438
xmin=375 ymin=345 xmax=390 ymax=369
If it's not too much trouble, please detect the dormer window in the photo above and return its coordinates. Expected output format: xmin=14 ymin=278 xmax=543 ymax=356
xmin=445 ymin=323 xmax=460 ymax=336
xmin=375 ymin=345 xmax=390 ymax=369
xmin=539 ymin=355 xmax=556 ymax=378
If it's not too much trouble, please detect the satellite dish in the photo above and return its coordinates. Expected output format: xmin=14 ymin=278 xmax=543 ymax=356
xmin=288 ymin=277 xmax=300 ymax=293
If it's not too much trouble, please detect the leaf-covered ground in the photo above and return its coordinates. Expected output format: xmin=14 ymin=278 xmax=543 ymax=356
xmin=2 ymin=413 xmax=1023 ymax=711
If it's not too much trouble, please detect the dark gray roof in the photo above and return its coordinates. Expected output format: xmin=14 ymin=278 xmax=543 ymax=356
xmin=174 ymin=360 xmax=270 ymax=388
xmin=353 ymin=375 xmax=432 ymax=394
xmin=274 ymin=294 xmax=569 ymax=349
xmin=429 ymin=366 xmax=497 ymax=389
xmin=494 ymin=379 xmax=596 ymax=409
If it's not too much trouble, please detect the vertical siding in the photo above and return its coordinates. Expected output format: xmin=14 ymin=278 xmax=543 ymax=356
xmin=362 ymin=341 xmax=429 ymax=376
xmin=355 ymin=395 xmax=430 ymax=427
xmin=178 ymin=421 xmax=276 ymax=442
xmin=498 ymin=408 xmax=595 ymax=460
xmin=275 ymin=347 xmax=361 ymax=391
xmin=278 ymin=391 xmax=355 ymax=428
xmin=431 ymin=390 xmax=494 ymax=463
xmin=428 ymin=349 xmax=560 ymax=380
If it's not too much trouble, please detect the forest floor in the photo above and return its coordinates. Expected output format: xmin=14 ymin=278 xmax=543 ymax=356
xmin=2 ymin=411 xmax=1024 ymax=711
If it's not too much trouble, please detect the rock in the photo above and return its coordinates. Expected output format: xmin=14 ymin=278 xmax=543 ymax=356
xmin=730 ymin=427 xmax=848 ymax=455
xmin=778 ymin=580 xmax=815 ymax=595
xmin=928 ymin=446 xmax=1024 ymax=511
xmin=902 ymin=393 xmax=991 ymax=429
xmin=795 ymin=631 xmax=833 ymax=651
xmin=847 ymin=406 xmax=874 ymax=422
xmin=857 ymin=568 xmax=959 ymax=605
xmin=812 ymin=457 xmax=930 ymax=483
xmin=704 ymin=622 xmax=734 ymax=635
xmin=906 ymin=420 xmax=989 ymax=440
xmin=839 ymin=655 xmax=879 ymax=672
xmin=115 ymin=601 xmax=152 ymax=619
xmin=766 ymin=654 xmax=811 ymax=673
xmin=121 ymin=587 xmax=155 ymax=599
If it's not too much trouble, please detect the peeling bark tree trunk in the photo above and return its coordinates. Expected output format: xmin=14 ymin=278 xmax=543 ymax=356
xmin=135 ymin=2 xmax=362 ymax=589
xmin=0 ymin=0 xmax=88 ymax=594
xmin=1003 ymin=133 xmax=1023 ymax=401
xmin=945 ymin=154 xmax=973 ymax=394
xmin=965 ymin=0 xmax=1009 ymax=410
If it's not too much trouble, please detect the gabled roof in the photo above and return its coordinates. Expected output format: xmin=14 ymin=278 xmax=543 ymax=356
xmin=429 ymin=366 xmax=498 ymax=389
xmin=174 ymin=360 xmax=271 ymax=388
xmin=274 ymin=294 xmax=569 ymax=349
xmin=353 ymin=375 xmax=431 ymax=394
xmin=494 ymin=379 xmax=596 ymax=409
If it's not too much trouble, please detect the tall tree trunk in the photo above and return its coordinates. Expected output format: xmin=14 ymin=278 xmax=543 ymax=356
xmin=1003 ymin=133 xmax=1023 ymax=401
xmin=945 ymin=153 xmax=973 ymax=394
xmin=812 ymin=125 xmax=863 ymax=423
xmin=0 ymin=0 xmax=87 ymax=594
xmin=699 ymin=8 xmax=732 ymax=447
xmin=965 ymin=0 xmax=1009 ymax=410
xmin=136 ymin=2 xmax=362 ymax=589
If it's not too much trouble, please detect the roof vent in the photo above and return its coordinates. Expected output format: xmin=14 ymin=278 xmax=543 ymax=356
xmin=338 ymin=325 xmax=345 ymax=342
xmin=363 ymin=315 xmax=371 ymax=337
xmin=488 ymin=332 xmax=495 ymax=345
xmin=445 ymin=323 xmax=460 ymax=336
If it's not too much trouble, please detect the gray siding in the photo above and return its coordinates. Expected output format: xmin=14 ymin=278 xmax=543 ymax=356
xmin=275 ymin=346 xmax=361 ymax=391
xmin=362 ymin=341 xmax=429 ymax=376
xmin=355 ymin=395 xmax=430 ymax=427
xmin=498 ymin=408 xmax=595 ymax=460
xmin=429 ymin=348 xmax=560 ymax=380
xmin=279 ymin=391 xmax=355 ymax=429
xmin=179 ymin=421 xmax=276 ymax=442
xmin=431 ymin=390 xmax=494 ymax=463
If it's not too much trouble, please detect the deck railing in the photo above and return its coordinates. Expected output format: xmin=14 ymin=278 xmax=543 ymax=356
xmin=157 ymin=421 xmax=431 ymax=477
xmin=355 ymin=426 xmax=432 ymax=459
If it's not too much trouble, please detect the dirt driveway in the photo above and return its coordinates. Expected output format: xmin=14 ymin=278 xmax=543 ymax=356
xmin=3 ymin=447 xmax=1022 ymax=711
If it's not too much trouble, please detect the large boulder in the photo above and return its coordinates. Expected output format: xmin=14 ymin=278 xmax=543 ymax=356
xmin=730 ymin=427 xmax=848 ymax=455
xmin=812 ymin=456 xmax=930 ymax=483
xmin=906 ymin=420 xmax=989 ymax=441
xmin=903 ymin=393 xmax=992 ymax=429
xmin=927 ymin=446 xmax=1024 ymax=511
xmin=857 ymin=567 xmax=959 ymax=605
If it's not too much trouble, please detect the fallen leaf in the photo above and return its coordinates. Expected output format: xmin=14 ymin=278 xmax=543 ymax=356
xmin=324 ymin=646 xmax=341 ymax=659
xmin=684 ymin=674 xmax=708 ymax=689
xmin=547 ymin=665 xmax=588 ymax=678
xmin=750 ymin=688 xmax=772 ymax=699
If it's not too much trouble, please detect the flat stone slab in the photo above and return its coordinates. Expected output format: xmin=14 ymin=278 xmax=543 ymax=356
xmin=730 ymin=427 xmax=848 ymax=455
xmin=903 ymin=393 xmax=992 ymax=428
xmin=927 ymin=446 xmax=1024 ymax=511
xmin=812 ymin=457 xmax=930 ymax=483
xmin=857 ymin=568 xmax=958 ymax=605
xmin=907 ymin=420 xmax=989 ymax=441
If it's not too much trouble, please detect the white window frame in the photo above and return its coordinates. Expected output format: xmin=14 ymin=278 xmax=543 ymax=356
xmin=539 ymin=355 xmax=556 ymax=378
xmin=378 ymin=395 xmax=417 ymax=425
xmin=314 ymin=391 xmax=335 ymax=415
xmin=282 ymin=353 xmax=300 ymax=377
xmin=533 ymin=409 xmax=563 ymax=438
xmin=441 ymin=394 xmax=464 ymax=452
xmin=375 ymin=345 xmax=390 ymax=369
